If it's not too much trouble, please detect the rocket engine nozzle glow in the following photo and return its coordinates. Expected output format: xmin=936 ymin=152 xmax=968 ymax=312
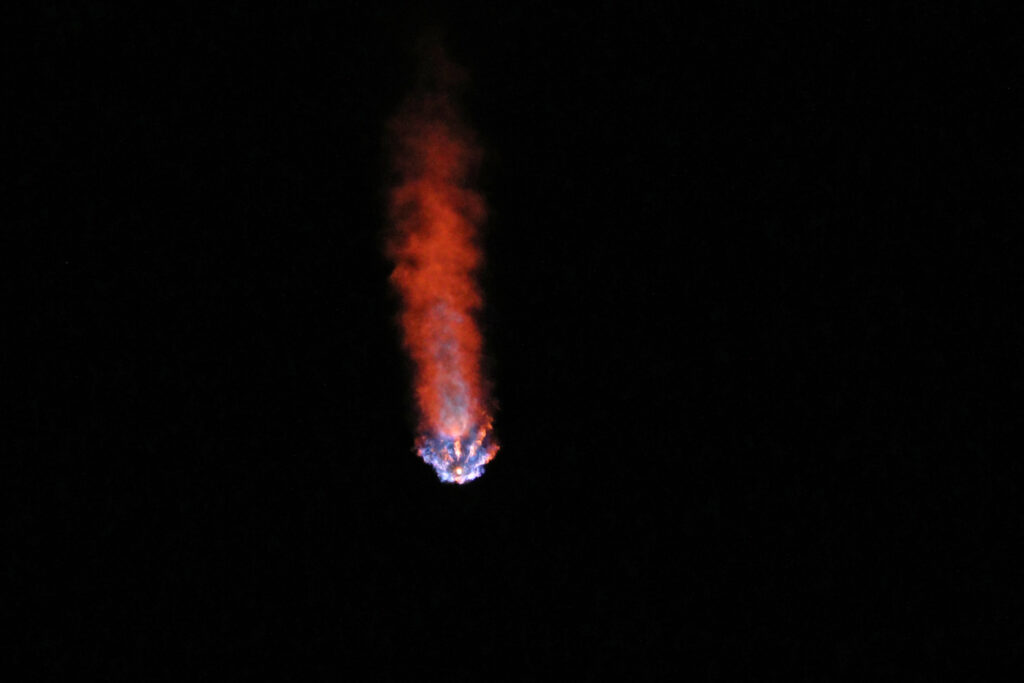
xmin=418 ymin=424 xmax=498 ymax=484
xmin=386 ymin=41 xmax=498 ymax=484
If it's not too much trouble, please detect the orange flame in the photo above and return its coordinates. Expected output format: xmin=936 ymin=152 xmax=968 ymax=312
xmin=386 ymin=43 xmax=497 ymax=483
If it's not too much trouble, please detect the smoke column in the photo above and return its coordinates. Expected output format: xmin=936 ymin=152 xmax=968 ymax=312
xmin=386 ymin=41 xmax=498 ymax=484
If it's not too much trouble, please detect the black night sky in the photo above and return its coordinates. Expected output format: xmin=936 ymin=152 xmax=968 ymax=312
xmin=8 ymin=2 xmax=1018 ymax=679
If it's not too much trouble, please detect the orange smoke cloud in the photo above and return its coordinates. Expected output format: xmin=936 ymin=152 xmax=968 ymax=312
xmin=386 ymin=42 xmax=497 ymax=484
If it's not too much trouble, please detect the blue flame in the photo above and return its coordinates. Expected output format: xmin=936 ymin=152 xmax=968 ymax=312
xmin=417 ymin=428 xmax=497 ymax=484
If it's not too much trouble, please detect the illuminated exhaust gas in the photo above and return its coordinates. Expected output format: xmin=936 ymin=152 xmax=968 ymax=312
xmin=386 ymin=40 xmax=498 ymax=484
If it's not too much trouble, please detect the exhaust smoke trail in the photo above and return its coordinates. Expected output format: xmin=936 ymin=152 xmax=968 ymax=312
xmin=386 ymin=41 xmax=498 ymax=484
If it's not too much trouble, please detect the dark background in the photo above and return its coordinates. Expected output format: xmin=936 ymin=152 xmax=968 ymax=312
xmin=8 ymin=2 xmax=1019 ymax=679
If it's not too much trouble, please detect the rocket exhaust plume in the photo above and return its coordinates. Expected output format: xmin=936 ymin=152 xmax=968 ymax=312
xmin=386 ymin=41 xmax=498 ymax=484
